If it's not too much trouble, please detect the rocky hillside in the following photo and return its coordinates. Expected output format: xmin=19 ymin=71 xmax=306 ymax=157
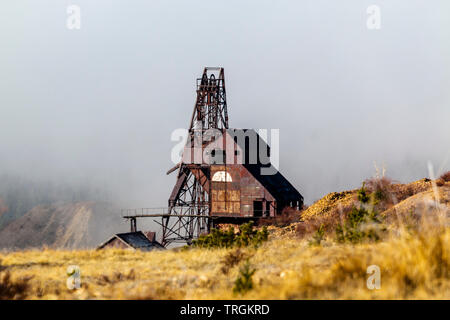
xmin=0 ymin=202 xmax=123 ymax=250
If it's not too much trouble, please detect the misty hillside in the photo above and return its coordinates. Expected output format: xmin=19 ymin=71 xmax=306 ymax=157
xmin=0 ymin=201 xmax=124 ymax=250
xmin=0 ymin=174 xmax=113 ymax=228
xmin=0 ymin=175 xmax=123 ymax=249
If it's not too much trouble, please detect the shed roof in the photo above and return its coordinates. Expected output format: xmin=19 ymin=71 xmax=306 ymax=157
xmin=97 ymin=231 xmax=164 ymax=251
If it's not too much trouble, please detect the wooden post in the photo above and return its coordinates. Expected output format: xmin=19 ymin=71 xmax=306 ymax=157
xmin=130 ymin=218 xmax=137 ymax=232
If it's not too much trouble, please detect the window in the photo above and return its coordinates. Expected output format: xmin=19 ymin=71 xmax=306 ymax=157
xmin=211 ymin=149 xmax=226 ymax=164
xmin=212 ymin=171 xmax=232 ymax=182
xmin=253 ymin=201 xmax=263 ymax=217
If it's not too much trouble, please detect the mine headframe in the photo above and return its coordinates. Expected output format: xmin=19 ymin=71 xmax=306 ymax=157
xmin=162 ymin=67 xmax=229 ymax=246
xmin=121 ymin=67 xmax=303 ymax=247
xmin=190 ymin=67 xmax=228 ymax=132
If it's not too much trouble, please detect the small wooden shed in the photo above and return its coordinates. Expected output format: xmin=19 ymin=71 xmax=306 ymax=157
xmin=97 ymin=231 xmax=164 ymax=251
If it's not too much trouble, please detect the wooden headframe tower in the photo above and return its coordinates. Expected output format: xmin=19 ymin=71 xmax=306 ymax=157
xmin=163 ymin=67 xmax=229 ymax=245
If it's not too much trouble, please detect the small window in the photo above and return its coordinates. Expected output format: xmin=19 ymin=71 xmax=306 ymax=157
xmin=211 ymin=149 xmax=225 ymax=164
xmin=234 ymin=150 xmax=240 ymax=155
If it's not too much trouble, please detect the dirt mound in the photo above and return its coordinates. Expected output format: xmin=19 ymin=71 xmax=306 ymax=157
xmin=382 ymin=186 xmax=450 ymax=222
xmin=389 ymin=178 xmax=435 ymax=203
xmin=300 ymin=178 xmax=444 ymax=221
xmin=279 ymin=178 xmax=450 ymax=239
xmin=0 ymin=202 xmax=122 ymax=250
xmin=301 ymin=190 xmax=357 ymax=220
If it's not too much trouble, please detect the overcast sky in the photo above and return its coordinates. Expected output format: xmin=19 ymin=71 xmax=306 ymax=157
xmin=1 ymin=0 xmax=449 ymax=207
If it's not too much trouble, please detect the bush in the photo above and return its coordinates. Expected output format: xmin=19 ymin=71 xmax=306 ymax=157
xmin=335 ymin=207 xmax=381 ymax=243
xmin=363 ymin=176 xmax=400 ymax=211
xmin=439 ymin=171 xmax=450 ymax=182
xmin=357 ymin=182 xmax=370 ymax=203
xmin=0 ymin=271 xmax=29 ymax=300
xmin=308 ymin=224 xmax=325 ymax=246
xmin=191 ymin=222 xmax=268 ymax=249
xmin=259 ymin=207 xmax=303 ymax=227
xmin=335 ymin=183 xmax=384 ymax=244
xmin=296 ymin=203 xmax=353 ymax=239
xmin=364 ymin=177 xmax=393 ymax=201
xmin=233 ymin=261 xmax=255 ymax=295
xmin=220 ymin=248 xmax=249 ymax=275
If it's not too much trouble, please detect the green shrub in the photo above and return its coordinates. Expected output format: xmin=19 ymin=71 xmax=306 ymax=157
xmin=336 ymin=207 xmax=369 ymax=243
xmin=191 ymin=222 xmax=268 ymax=249
xmin=233 ymin=261 xmax=256 ymax=294
xmin=336 ymin=183 xmax=384 ymax=243
xmin=357 ymin=182 xmax=370 ymax=203
xmin=309 ymin=224 xmax=325 ymax=246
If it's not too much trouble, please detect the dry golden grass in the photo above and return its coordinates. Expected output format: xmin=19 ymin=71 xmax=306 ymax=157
xmin=0 ymin=223 xmax=448 ymax=300
xmin=0 ymin=179 xmax=448 ymax=300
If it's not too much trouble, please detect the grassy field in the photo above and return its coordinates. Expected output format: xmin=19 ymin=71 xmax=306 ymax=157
xmin=0 ymin=225 xmax=448 ymax=300
xmin=1 ymin=178 xmax=449 ymax=300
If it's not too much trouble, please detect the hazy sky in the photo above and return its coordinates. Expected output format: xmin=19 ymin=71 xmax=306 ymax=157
xmin=1 ymin=0 xmax=449 ymax=208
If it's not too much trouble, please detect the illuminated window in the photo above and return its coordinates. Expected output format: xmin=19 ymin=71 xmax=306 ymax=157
xmin=212 ymin=171 xmax=232 ymax=182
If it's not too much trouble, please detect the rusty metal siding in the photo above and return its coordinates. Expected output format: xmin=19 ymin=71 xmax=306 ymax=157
xmin=206 ymin=130 xmax=280 ymax=218
xmin=174 ymin=128 xmax=302 ymax=218
xmin=210 ymin=164 xmax=276 ymax=217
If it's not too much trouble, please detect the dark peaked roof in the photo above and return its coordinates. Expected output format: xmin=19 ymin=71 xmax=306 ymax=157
xmin=97 ymin=231 xmax=165 ymax=251
xmin=227 ymin=129 xmax=303 ymax=203
xmin=245 ymin=164 xmax=303 ymax=203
